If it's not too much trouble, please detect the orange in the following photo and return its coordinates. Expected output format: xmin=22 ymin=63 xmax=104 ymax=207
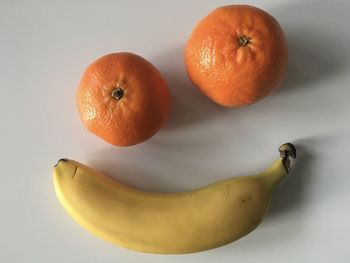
xmin=77 ymin=52 xmax=170 ymax=146
xmin=185 ymin=5 xmax=288 ymax=107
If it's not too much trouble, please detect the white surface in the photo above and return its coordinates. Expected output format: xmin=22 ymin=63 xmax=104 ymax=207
xmin=1 ymin=0 xmax=350 ymax=262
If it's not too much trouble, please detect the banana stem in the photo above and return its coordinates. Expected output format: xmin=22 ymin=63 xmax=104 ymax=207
xmin=279 ymin=143 xmax=297 ymax=173
xmin=261 ymin=143 xmax=297 ymax=190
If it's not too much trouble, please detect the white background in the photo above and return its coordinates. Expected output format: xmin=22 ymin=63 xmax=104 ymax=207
xmin=1 ymin=0 xmax=350 ymax=262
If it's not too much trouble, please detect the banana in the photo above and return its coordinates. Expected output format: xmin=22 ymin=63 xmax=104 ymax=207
xmin=53 ymin=143 xmax=296 ymax=254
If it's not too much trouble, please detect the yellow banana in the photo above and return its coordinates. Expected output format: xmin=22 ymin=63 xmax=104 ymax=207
xmin=53 ymin=143 xmax=296 ymax=254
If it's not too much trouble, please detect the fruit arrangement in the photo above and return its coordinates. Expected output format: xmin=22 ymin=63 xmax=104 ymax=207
xmin=53 ymin=5 xmax=294 ymax=254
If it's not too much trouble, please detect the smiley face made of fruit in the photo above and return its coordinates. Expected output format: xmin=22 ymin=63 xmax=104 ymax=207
xmin=56 ymin=4 xmax=291 ymax=254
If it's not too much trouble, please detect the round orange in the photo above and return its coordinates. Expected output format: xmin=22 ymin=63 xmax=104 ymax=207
xmin=185 ymin=5 xmax=288 ymax=107
xmin=77 ymin=52 xmax=170 ymax=146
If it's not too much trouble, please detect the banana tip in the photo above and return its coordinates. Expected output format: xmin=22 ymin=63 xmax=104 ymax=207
xmin=54 ymin=158 xmax=68 ymax=168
